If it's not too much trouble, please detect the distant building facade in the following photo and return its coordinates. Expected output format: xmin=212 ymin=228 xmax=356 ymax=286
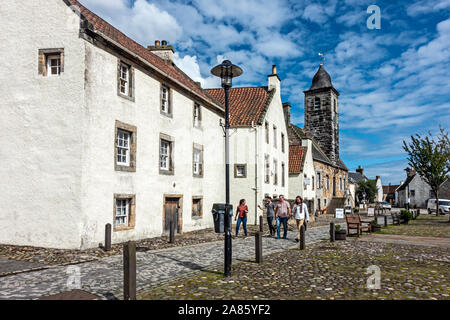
xmin=397 ymin=168 xmax=432 ymax=208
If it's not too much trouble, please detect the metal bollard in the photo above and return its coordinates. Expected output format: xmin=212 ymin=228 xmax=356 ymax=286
xmin=255 ymin=231 xmax=263 ymax=263
xmin=300 ymin=224 xmax=306 ymax=250
xmin=259 ymin=215 xmax=264 ymax=232
xmin=123 ymin=241 xmax=136 ymax=300
xmin=384 ymin=215 xmax=387 ymax=227
xmin=105 ymin=223 xmax=112 ymax=251
xmin=169 ymin=220 xmax=175 ymax=244
xmin=330 ymin=222 xmax=335 ymax=242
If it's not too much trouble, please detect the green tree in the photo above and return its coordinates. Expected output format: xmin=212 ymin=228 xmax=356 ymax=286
xmin=403 ymin=127 xmax=450 ymax=217
xmin=356 ymin=180 xmax=378 ymax=204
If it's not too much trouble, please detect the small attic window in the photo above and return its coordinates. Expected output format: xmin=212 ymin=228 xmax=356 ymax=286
xmin=38 ymin=49 xmax=64 ymax=77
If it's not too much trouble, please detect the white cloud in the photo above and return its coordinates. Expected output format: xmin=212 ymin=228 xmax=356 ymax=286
xmin=302 ymin=4 xmax=328 ymax=24
xmin=79 ymin=0 xmax=183 ymax=44
xmin=406 ymin=0 xmax=450 ymax=17
xmin=173 ymin=53 xmax=219 ymax=88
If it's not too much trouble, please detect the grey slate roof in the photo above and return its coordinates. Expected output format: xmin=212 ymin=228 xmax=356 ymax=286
xmin=397 ymin=174 xmax=416 ymax=191
xmin=348 ymin=172 xmax=368 ymax=184
xmin=310 ymin=64 xmax=333 ymax=90
xmin=288 ymin=123 xmax=348 ymax=171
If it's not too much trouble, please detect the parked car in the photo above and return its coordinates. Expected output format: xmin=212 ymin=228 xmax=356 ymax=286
xmin=427 ymin=199 xmax=450 ymax=214
xmin=377 ymin=201 xmax=392 ymax=210
xmin=381 ymin=201 xmax=392 ymax=210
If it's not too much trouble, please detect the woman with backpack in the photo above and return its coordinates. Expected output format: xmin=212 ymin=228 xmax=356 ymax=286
xmin=235 ymin=199 xmax=249 ymax=237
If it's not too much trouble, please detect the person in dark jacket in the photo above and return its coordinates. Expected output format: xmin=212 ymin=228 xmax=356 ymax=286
xmin=258 ymin=197 xmax=275 ymax=236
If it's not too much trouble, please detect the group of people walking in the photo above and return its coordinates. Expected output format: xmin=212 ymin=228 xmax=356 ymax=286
xmin=235 ymin=195 xmax=309 ymax=242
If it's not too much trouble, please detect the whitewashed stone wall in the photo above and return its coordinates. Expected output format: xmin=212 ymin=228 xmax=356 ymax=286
xmin=0 ymin=0 xmax=225 ymax=249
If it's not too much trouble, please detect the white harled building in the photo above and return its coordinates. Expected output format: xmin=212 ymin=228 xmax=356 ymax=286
xmin=0 ymin=0 xmax=226 ymax=249
xmin=206 ymin=66 xmax=289 ymax=224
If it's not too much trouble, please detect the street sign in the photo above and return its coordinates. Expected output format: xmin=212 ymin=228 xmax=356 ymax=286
xmin=335 ymin=208 xmax=344 ymax=219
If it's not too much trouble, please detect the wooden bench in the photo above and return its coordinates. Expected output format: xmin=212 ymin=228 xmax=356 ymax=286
xmin=391 ymin=212 xmax=403 ymax=225
xmin=345 ymin=214 xmax=371 ymax=237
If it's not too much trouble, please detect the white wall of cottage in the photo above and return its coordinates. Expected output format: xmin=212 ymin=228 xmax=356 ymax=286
xmin=80 ymin=42 xmax=225 ymax=248
xmin=0 ymin=0 xmax=225 ymax=249
xmin=0 ymin=0 xmax=87 ymax=248
xmin=229 ymin=75 xmax=289 ymax=225
xmin=288 ymin=138 xmax=316 ymax=202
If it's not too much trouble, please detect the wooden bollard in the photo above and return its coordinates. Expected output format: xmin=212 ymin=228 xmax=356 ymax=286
xmin=259 ymin=215 xmax=263 ymax=232
xmin=169 ymin=220 xmax=175 ymax=244
xmin=255 ymin=231 xmax=263 ymax=263
xmin=330 ymin=222 xmax=335 ymax=242
xmin=300 ymin=225 xmax=306 ymax=250
xmin=123 ymin=241 xmax=136 ymax=300
xmin=384 ymin=215 xmax=387 ymax=227
xmin=105 ymin=223 xmax=112 ymax=251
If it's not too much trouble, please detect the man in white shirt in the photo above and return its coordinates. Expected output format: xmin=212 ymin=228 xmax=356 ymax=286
xmin=292 ymin=196 xmax=309 ymax=242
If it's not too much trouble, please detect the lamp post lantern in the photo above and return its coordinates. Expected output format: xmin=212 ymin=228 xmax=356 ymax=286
xmin=211 ymin=60 xmax=243 ymax=277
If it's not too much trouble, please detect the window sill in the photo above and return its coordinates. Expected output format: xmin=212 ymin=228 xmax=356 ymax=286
xmin=193 ymin=174 xmax=204 ymax=178
xmin=234 ymin=176 xmax=247 ymax=179
xmin=115 ymin=164 xmax=136 ymax=172
xmin=114 ymin=225 xmax=135 ymax=232
xmin=118 ymin=93 xmax=135 ymax=102
xmin=160 ymin=111 xmax=173 ymax=118
xmin=160 ymin=169 xmax=174 ymax=176
xmin=192 ymin=216 xmax=203 ymax=220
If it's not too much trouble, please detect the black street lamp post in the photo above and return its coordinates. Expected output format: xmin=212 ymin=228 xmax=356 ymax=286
xmin=211 ymin=60 xmax=243 ymax=277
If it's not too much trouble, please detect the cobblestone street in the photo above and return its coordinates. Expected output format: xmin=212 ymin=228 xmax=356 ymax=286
xmin=0 ymin=224 xmax=339 ymax=300
xmin=140 ymin=238 xmax=450 ymax=300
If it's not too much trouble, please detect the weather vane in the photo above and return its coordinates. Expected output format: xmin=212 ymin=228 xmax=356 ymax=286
xmin=318 ymin=52 xmax=325 ymax=65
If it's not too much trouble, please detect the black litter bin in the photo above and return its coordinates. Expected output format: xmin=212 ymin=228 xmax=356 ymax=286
xmin=212 ymin=203 xmax=233 ymax=233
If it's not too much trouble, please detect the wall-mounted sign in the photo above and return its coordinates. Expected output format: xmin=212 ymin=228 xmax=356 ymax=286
xmin=335 ymin=208 xmax=344 ymax=219
xmin=368 ymin=207 xmax=375 ymax=217
xmin=359 ymin=204 xmax=364 ymax=209
xmin=304 ymin=178 xmax=311 ymax=186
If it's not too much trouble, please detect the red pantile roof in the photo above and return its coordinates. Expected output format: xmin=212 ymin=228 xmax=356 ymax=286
xmin=289 ymin=145 xmax=306 ymax=174
xmin=205 ymin=87 xmax=274 ymax=127
xmin=382 ymin=185 xmax=399 ymax=194
xmin=65 ymin=0 xmax=222 ymax=110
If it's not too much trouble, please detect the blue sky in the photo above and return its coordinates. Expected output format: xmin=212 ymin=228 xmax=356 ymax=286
xmin=79 ymin=0 xmax=450 ymax=184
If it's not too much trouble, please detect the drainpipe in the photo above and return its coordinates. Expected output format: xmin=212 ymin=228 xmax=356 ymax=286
xmin=251 ymin=121 xmax=258 ymax=225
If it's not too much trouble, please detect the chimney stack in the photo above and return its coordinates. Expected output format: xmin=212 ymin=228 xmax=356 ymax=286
xmin=356 ymin=165 xmax=364 ymax=176
xmin=268 ymin=64 xmax=281 ymax=93
xmin=282 ymin=102 xmax=291 ymax=126
xmin=147 ymin=40 xmax=175 ymax=62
